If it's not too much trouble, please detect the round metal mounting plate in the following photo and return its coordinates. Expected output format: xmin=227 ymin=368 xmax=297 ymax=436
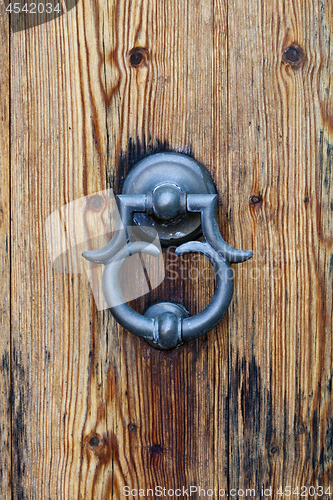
xmin=122 ymin=152 xmax=216 ymax=246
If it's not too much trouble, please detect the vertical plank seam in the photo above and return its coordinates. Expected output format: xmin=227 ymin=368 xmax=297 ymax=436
xmin=212 ymin=0 xmax=216 ymax=489
xmin=225 ymin=0 xmax=230 ymax=493
xmin=9 ymin=9 xmax=13 ymax=499
xmin=214 ymin=0 xmax=230 ymax=488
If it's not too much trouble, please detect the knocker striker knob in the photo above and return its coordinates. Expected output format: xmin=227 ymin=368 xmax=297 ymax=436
xmin=82 ymin=152 xmax=253 ymax=350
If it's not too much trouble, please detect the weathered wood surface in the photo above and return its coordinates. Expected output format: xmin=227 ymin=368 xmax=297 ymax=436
xmin=0 ymin=1 xmax=11 ymax=498
xmin=228 ymin=0 xmax=333 ymax=492
xmin=10 ymin=1 xmax=229 ymax=498
xmin=4 ymin=0 xmax=333 ymax=498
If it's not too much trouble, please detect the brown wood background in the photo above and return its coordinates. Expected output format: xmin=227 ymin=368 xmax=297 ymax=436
xmin=0 ymin=0 xmax=332 ymax=498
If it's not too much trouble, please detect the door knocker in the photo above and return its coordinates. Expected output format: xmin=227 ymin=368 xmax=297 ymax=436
xmin=83 ymin=153 xmax=253 ymax=350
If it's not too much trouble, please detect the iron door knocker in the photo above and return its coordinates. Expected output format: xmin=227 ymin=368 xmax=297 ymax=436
xmin=83 ymin=153 xmax=253 ymax=350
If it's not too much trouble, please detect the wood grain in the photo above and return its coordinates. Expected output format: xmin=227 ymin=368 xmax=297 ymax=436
xmin=76 ymin=0 xmax=229 ymax=497
xmin=0 ymin=1 xmax=11 ymax=498
xmin=7 ymin=0 xmax=333 ymax=497
xmin=10 ymin=0 xmax=229 ymax=498
xmin=228 ymin=0 xmax=333 ymax=492
xmin=10 ymin=9 xmax=98 ymax=499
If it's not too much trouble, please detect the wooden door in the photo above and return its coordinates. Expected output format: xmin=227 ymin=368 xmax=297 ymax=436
xmin=1 ymin=0 xmax=332 ymax=498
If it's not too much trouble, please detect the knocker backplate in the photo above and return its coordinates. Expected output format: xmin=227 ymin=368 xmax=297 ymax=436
xmin=122 ymin=152 xmax=216 ymax=246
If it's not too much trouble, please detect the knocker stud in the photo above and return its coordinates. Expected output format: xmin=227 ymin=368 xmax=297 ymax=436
xmin=82 ymin=153 xmax=253 ymax=350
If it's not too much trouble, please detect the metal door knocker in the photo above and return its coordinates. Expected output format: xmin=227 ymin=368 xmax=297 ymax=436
xmin=82 ymin=153 xmax=253 ymax=350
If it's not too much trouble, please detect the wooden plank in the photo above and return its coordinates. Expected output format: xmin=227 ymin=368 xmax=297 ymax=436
xmin=213 ymin=0 xmax=230 ymax=489
xmin=10 ymin=8 xmax=102 ymax=499
xmin=10 ymin=1 xmax=229 ymax=498
xmin=77 ymin=0 xmax=229 ymax=497
xmin=228 ymin=0 xmax=333 ymax=493
xmin=0 ymin=1 xmax=11 ymax=498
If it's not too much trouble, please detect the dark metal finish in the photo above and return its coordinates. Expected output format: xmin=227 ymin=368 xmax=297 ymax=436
xmin=122 ymin=152 xmax=216 ymax=246
xmin=151 ymin=184 xmax=183 ymax=221
xmin=144 ymin=302 xmax=189 ymax=350
xmin=82 ymin=152 xmax=253 ymax=350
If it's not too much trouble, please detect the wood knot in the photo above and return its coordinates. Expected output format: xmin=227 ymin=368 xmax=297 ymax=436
xmin=250 ymin=194 xmax=262 ymax=205
xmin=269 ymin=443 xmax=280 ymax=456
xmin=149 ymin=444 xmax=162 ymax=457
xmin=128 ymin=47 xmax=149 ymax=68
xmin=87 ymin=194 xmax=104 ymax=211
xmin=89 ymin=435 xmax=100 ymax=447
xmin=85 ymin=433 xmax=113 ymax=465
xmin=282 ymin=44 xmax=305 ymax=70
xmin=86 ymin=433 xmax=102 ymax=450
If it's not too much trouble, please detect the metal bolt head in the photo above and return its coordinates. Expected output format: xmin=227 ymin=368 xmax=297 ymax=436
xmin=152 ymin=184 xmax=181 ymax=221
